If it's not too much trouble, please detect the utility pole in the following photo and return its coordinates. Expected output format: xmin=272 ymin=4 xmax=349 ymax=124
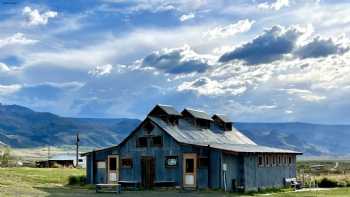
xmin=76 ymin=132 xmax=80 ymax=168
xmin=47 ymin=145 xmax=50 ymax=168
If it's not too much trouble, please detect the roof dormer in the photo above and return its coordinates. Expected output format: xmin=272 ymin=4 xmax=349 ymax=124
xmin=148 ymin=104 xmax=181 ymax=125
xmin=181 ymin=108 xmax=212 ymax=129
xmin=212 ymin=114 xmax=233 ymax=131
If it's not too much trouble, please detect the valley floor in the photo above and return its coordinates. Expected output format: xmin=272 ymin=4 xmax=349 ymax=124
xmin=0 ymin=168 xmax=350 ymax=197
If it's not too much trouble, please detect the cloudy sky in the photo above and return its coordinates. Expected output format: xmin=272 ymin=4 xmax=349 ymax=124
xmin=1 ymin=0 xmax=350 ymax=124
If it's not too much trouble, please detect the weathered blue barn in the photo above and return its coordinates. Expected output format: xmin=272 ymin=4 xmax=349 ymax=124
xmin=82 ymin=104 xmax=301 ymax=191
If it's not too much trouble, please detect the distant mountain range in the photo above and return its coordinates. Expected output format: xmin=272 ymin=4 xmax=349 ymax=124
xmin=0 ymin=103 xmax=139 ymax=148
xmin=0 ymin=103 xmax=350 ymax=156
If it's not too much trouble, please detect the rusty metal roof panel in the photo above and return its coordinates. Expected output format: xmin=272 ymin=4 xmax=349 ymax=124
xmin=183 ymin=108 xmax=213 ymax=120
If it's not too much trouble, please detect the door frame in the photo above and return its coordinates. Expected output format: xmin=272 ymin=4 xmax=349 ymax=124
xmin=107 ymin=155 xmax=119 ymax=183
xmin=183 ymin=153 xmax=197 ymax=188
xmin=141 ymin=156 xmax=155 ymax=189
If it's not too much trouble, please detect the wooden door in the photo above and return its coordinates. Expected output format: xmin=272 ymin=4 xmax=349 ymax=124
xmin=141 ymin=156 xmax=155 ymax=189
xmin=183 ymin=153 xmax=197 ymax=188
xmin=107 ymin=155 xmax=119 ymax=183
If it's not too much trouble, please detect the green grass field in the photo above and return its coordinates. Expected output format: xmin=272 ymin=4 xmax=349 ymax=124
xmin=0 ymin=167 xmax=350 ymax=197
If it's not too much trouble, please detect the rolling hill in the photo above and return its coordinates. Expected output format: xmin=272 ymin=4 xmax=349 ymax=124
xmin=0 ymin=103 xmax=140 ymax=148
xmin=1 ymin=103 xmax=350 ymax=156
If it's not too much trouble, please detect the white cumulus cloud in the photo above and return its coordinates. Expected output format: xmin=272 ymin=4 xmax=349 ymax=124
xmin=22 ymin=6 xmax=58 ymax=26
xmin=0 ymin=33 xmax=38 ymax=48
xmin=89 ymin=64 xmax=114 ymax=77
xmin=284 ymin=88 xmax=326 ymax=102
xmin=179 ymin=13 xmax=195 ymax=22
xmin=258 ymin=0 xmax=290 ymax=11
xmin=204 ymin=19 xmax=255 ymax=40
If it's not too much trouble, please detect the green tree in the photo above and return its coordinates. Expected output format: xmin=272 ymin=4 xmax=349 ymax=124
xmin=1 ymin=146 xmax=11 ymax=167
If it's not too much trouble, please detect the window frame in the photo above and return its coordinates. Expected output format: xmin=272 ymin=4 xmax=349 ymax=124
xmin=265 ymin=155 xmax=270 ymax=167
xmin=136 ymin=136 xmax=148 ymax=148
xmin=288 ymin=155 xmax=292 ymax=166
xmin=257 ymin=155 xmax=264 ymax=167
xmin=198 ymin=156 xmax=209 ymax=169
xmin=165 ymin=156 xmax=178 ymax=168
xmin=278 ymin=155 xmax=282 ymax=166
xmin=272 ymin=155 xmax=277 ymax=166
xmin=151 ymin=135 xmax=163 ymax=147
xmin=121 ymin=158 xmax=133 ymax=168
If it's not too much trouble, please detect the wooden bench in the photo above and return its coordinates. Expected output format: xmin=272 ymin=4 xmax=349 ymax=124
xmin=118 ymin=181 xmax=140 ymax=190
xmin=154 ymin=181 xmax=176 ymax=187
xmin=96 ymin=184 xmax=121 ymax=193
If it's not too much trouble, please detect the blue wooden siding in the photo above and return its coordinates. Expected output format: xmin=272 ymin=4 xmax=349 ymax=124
xmin=243 ymin=154 xmax=297 ymax=191
xmin=180 ymin=144 xmax=210 ymax=188
xmin=209 ymin=149 xmax=221 ymax=189
xmin=86 ymin=154 xmax=92 ymax=183
xmin=85 ymin=147 xmax=119 ymax=184
xmin=221 ymin=152 xmax=242 ymax=191
xmin=84 ymin=123 xmax=298 ymax=191
xmin=119 ymin=121 xmax=182 ymax=185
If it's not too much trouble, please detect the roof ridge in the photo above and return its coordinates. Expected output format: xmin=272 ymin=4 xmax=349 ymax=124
xmin=185 ymin=107 xmax=208 ymax=113
xmin=157 ymin=104 xmax=174 ymax=107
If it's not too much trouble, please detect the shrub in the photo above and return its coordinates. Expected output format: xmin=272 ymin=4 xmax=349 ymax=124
xmin=68 ymin=175 xmax=86 ymax=185
xmin=346 ymin=180 xmax=350 ymax=187
xmin=317 ymin=178 xmax=338 ymax=188
xmin=337 ymin=180 xmax=347 ymax=187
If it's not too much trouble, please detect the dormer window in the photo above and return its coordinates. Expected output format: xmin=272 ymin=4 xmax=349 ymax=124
xmin=147 ymin=104 xmax=181 ymax=126
xmin=212 ymin=114 xmax=233 ymax=131
xmin=181 ymin=108 xmax=213 ymax=129
xmin=169 ymin=116 xmax=179 ymax=125
xmin=196 ymin=119 xmax=210 ymax=129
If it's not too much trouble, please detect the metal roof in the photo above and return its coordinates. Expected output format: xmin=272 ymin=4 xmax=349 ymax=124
xmin=156 ymin=104 xmax=181 ymax=116
xmin=182 ymin=108 xmax=213 ymax=121
xmin=149 ymin=116 xmax=301 ymax=154
xmin=212 ymin=114 xmax=232 ymax=123
xmin=49 ymin=154 xmax=84 ymax=161
xmin=210 ymin=143 xmax=301 ymax=154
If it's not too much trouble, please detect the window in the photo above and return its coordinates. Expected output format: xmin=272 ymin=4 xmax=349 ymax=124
xmin=109 ymin=157 xmax=117 ymax=171
xmin=288 ymin=156 xmax=292 ymax=165
xmin=121 ymin=158 xmax=133 ymax=168
xmin=185 ymin=158 xmax=194 ymax=173
xmin=284 ymin=155 xmax=287 ymax=165
xmin=78 ymin=159 xmax=83 ymax=162
xmin=151 ymin=136 xmax=163 ymax=147
xmin=258 ymin=155 xmax=263 ymax=167
xmin=165 ymin=156 xmax=178 ymax=167
xmin=136 ymin=137 xmax=148 ymax=147
xmin=196 ymin=119 xmax=210 ymax=129
xmin=272 ymin=155 xmax=276 ymax=166
xmin=198 ymin=157 xmax=209 ymax=168
xmin=169 ymin=117 xmax=179 ymax=125
xmin=278 ymin=155 xmax=282 ymax=166
xmin=143 ymin=122 xmax=154 ymax=134
xmin=97 ymin=161 xmax=106 ymax=169
xmin=265 ymin=155 xmax=269 ymax=167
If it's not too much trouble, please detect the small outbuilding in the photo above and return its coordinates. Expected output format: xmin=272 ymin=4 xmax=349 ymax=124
xmin=36 ymin=154 xmax=86 ymax=168
xmin=82 ymin=104 xmax=301 ymax=191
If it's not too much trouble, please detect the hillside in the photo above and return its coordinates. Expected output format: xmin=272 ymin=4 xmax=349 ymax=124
xmin=234 ymin=123 xmax=350 ymax=156
xmin=1 ymin=103 xmax=350 ymax=156
xmin=0 ymin=103 xmax=140 ymax=148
